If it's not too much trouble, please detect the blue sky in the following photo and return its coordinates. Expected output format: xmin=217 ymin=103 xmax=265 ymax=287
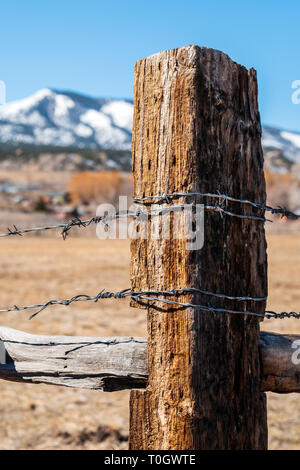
xmin=0 ymin=0 xmax=299 ymax=131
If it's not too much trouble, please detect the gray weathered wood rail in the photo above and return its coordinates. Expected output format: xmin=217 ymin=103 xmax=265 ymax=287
xmin=0 ymin=327 xmax=299 ymax=393
xmin=0 ymin=327 xmax=147 ymax=392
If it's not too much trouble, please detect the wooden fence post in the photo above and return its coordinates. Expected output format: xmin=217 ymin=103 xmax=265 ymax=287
xmin=129 ymin=45 xmax=268 ymax=450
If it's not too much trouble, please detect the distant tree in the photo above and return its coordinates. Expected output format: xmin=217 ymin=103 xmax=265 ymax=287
xmin=68 ymin=171 xmax=123 ymax=205
xmin=34 ymin=196 xmax=48 ymax=212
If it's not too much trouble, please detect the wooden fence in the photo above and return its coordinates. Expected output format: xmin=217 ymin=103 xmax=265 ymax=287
xmin=0 ymin=45 xmax=299 ymax=450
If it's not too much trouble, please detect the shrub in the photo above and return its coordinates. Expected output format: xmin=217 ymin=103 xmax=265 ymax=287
xmin=68 ymin=171 xmax=123 ymax=205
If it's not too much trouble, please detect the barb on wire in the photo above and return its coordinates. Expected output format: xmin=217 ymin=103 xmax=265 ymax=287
xmin=134 ymin=191 xmax=300 ymax=220
xmin=132 ymin=294 xmax=300 ymax=319
xmin=139 ymin=287 xmax=268 ymax=302
xmin=0 ymin=201 xmax=269 ymax=240
xmin=137 ymin=204 xmax=267 ymax=222
xmin=0 ymin=211 xmax=136 ymax=240
xmin=7 ymin=225 xmax=23 ymax=236
xmin=0 ymin=288 xmax=124 ymax=318
xmin=204 ymin=204 xmax=267 ymax=222
xmin=0 ymin=287 xmax=298 ymax=320
xmin=0 ymin=188 xmax=298 ymax=239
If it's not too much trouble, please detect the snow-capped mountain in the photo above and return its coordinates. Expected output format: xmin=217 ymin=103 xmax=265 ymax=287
xmin=262 ymin=126 xmax=300 ymax=164
xmin=0 ymin=88 xmax=300 ymax=167
xmin=0 ymin=89 xmax=133 ymax=150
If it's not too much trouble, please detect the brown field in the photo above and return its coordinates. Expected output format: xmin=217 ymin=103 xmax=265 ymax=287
xmin=0 ymin=231 xmax=299 ymax=450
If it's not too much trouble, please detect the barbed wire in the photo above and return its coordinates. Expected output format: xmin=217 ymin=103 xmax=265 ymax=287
xmin=0 ymin=189 xmax=297 ymax=322
xmin=134 ymin=191 xmax=300 ymax=220
xmin=0 ymin=211 xmax=136 ymax=240
xmin=1 ymin=189 xmax=297 ymax=239
xmin=0 ymin=198 xmax=271 ymax=240
xmin=138 ymin=204 xmax=267 ymax=222
xmin=132 ymin=294 xmax=300 ymax=320
xmin=0 ymin=287 xmax=298 ymax=320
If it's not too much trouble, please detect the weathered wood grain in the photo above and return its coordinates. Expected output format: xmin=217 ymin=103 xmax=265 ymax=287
xmin=0 ymin=327 xmax=147 ymax=391
xmin=259 ymin=331 xmax=300 ymax=393
xmin=0 ymin=328 xmax=299 ymax=393
xmin=130 ymin=45 xmax=268 ymax=450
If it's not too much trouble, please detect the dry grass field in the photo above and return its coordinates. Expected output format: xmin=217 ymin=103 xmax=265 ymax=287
xmin=0 ymin=231 xmax=298 ymax=449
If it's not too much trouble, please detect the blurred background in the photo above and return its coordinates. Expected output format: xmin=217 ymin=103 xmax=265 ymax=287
xmin=0 ymin=0 xmax=299 ymax=450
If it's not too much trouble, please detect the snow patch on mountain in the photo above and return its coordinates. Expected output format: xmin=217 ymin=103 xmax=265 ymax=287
xmin=262 ymin=126 xmax=300 ymax=164
xmin=0 ymin=88 xmax=300 ymax=165
xmin=0 ymin=89 xmax=133 ymax=150
xmin=101 ymin=100 xmax=133 ymax=132
xmin=280 ymin=131 xmax=300 ymax=149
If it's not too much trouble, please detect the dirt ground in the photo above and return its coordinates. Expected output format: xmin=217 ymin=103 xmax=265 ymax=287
xmin=0 ymin=231 xmax=298 ymax=450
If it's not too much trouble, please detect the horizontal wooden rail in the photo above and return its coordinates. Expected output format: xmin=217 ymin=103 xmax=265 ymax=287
xmin=0 ymin=327 xmax=147 ymax=392
xmin=259 ymin=331 xmax=300 ymax=393
xmin=0 ymin=327 xmax=299 ymax=393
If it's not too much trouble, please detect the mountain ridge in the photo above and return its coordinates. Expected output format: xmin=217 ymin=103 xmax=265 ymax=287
xmin=0 ymin=88 xmax=300 ymax=171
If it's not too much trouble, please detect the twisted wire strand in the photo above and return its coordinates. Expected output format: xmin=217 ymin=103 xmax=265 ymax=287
xmin=134 ymin=191 xmax=300 ymax=220
xmin=0 ymin=189 xmax=298 ymax=239
xmin=0 ymin=205 xmax=264 ymax=240
xmin=0 ymin=199 xmax=268 ymax=240
xmin=132 ymin=294 xmax=300 ymax=319
xmin=0 ymin=211 xmax=136 ymax=240
xmin=0 ymin=287 xmax=298 ymax=320
xmin=136 ymin=204 xmax=267 ymax=222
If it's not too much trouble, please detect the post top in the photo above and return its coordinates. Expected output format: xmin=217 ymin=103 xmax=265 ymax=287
xmin=135 ymin=44 xmax=251 ymax=74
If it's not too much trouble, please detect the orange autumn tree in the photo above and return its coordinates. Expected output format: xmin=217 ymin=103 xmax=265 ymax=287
xmin=265 ymin=171 xmax=300 ymax=212
xmin=265 ymin=171 xmax=295 ymax=189
xmin=68 ymin=171 xmax=123 ymax=205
